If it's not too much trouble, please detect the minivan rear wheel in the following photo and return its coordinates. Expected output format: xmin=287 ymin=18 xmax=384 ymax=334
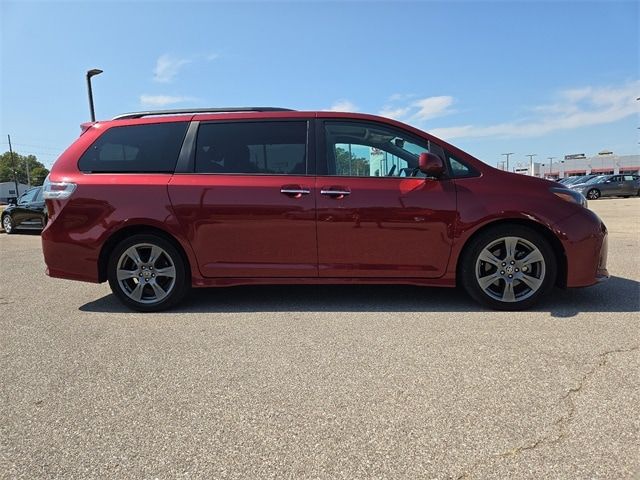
xmin=107 ymin=234 xmax=189 ymax=312
xmin=460 ymin=225 xmax=557 ymax=310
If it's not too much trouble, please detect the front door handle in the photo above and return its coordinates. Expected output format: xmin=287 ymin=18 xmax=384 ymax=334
xmin=320 ymin=186 xmax=351 ymax=199
xmin=280 ymin=185 xmax=311 ymax=198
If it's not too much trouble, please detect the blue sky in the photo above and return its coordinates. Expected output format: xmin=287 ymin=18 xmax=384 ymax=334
xmin=1 ymin=0 xmax=638 ymax=169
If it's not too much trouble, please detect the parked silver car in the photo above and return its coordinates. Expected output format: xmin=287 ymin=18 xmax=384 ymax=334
xmin=570 ymin=174 xmax=640 ymax=200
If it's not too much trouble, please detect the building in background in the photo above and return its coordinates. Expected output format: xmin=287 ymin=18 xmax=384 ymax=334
xmin=507 ymin=152 xmax=639 ymax=179
xmin=0 ymin=182 xmax=29 ymax=204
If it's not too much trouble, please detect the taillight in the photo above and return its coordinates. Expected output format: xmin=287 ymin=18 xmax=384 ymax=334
xmin=43 ymin=175 xmax=77 ymax=200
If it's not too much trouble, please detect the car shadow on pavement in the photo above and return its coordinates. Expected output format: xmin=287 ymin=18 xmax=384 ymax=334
xmin=79 ymin=276 xmax=639 ymax=316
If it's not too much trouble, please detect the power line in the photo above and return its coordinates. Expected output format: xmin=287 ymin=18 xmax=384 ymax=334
xmin=0 ymin=141 xmax=62 ymax=152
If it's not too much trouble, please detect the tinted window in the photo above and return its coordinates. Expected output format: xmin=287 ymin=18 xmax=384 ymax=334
xmin=448 ymin=153 xmax=476 ymax=178
xmin=324 ymin=121 xmax=440 ymax=177
xmin=18 ymin=188 xmax=38 ymax=204
xmin=79 ymin=122 xmax=188 ymax=173
xmin=195 ymin=121 xmax=307 ymax=175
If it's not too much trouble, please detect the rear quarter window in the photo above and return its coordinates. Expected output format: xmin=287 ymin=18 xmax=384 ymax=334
xmin=79 ymin=122 xmax=188 ymax=173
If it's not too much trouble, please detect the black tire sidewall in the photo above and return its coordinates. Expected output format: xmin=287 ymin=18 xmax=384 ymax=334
xmin=460 ymin=225 xmax=557 ymax=311
xmin=107 ymin=234 xmax=189 ymax=312
xmin=588 ymin=189 xmax=600 ymax=200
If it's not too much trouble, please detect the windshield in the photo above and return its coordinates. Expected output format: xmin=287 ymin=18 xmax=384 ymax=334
xmin=585 ymin=175 xmax=606 ymax=185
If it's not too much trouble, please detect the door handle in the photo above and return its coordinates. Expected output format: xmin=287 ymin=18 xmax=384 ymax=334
xmin=280 ymin=185 xmax=311 ymax=198
xmin=321 ymin=186 xmax=351 ymax=198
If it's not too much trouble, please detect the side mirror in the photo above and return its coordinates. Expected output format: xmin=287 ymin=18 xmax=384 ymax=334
xmin=418 ymin=152 xmax=445 ymax=178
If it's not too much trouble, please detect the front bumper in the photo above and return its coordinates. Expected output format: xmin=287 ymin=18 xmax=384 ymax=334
xmin=552 ymin=208 xmax=609 ymax=288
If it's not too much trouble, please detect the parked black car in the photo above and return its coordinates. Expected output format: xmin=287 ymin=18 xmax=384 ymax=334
xmin=1 ymin=186 xmax=47 ymax=234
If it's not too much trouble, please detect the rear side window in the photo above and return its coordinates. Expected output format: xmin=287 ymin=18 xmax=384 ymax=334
xmin=195 ymin=121 xmax=307 ymax=175
xmin=79 ymin=122 xmax=188 ymax=173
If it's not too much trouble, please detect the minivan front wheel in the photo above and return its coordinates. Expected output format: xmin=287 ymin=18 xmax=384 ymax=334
xmin=107 ymin=234 xmax=189 ymax=312
xmin=460 ymin=225 xmax=556 ymax=310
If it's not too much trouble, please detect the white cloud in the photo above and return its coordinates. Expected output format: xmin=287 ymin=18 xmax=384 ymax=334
xmin=430 ymin=81 xmax=640 ymax=140
xmin=412 ymin=96 xmax=455 ymax=121
xmin=326 ymin=99 xmax=358 ymax=112
xmin=153 ymin=54 xmax=191 ymax=83
xmin=378 ymin=95 xmax=455 ymax=122
xmin=139 ymin=94 xmax=195 ymax=107
xmin=205 ymin=53 xmax=219 ymax=61
xmin=378 ymin=106 xmax=412 ymax=120
xmin=388 ymin=93 xmax=416 ymax=102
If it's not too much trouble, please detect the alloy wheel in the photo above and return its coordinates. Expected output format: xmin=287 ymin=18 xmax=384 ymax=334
xmin=475 ymin=236 xmax=546 ymax=303
xmin=116 ymin=243 xmax=177 ymax=304
xmin=587 ymin=189 xmax=600 ymax=200
xmin=2 ymin=215 xmax=13 ymax=233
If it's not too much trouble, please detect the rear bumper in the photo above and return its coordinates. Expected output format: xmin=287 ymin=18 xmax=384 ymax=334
xmin=553 ymin=208 xmax=609 ymax=288
xmin=41 ymin=224 xmax=101 ymax=283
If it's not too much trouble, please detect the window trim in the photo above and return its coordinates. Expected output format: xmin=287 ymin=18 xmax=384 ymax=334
xmin=317 ymin=119 xmax=451 ymax=179
xmin=180 ymin=118 xmax=315 ymax=176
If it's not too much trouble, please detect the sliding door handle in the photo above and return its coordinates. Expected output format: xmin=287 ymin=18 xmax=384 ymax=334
xmin=280 ymin=185 xmax=311 ymax=198
xmin=320 ymin=186 xmax=351 ymax=198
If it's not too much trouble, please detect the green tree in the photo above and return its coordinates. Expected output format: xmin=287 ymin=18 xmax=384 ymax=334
xmin=335 ymin=146 xmax=370 ymax=176
xmin=0 ymin=151 xmax=50 ymax=186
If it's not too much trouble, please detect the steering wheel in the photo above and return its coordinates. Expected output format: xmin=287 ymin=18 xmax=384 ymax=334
xmin=387 ymin=165 xmax=397 ymax=177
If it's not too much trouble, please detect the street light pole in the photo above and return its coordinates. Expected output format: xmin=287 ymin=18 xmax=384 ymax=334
xmin=86 ymin=68 xmax=103 ymax=122
xmin=501 ymin=152 xmax=514 ymax=171
xmin=526 ymin=154 xmax=537 ymax=176
xmin=547 ymin=157 xmax=555 ymax=179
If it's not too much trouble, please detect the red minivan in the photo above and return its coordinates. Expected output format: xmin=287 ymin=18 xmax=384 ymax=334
xmin=41 ymin=107 xmax=608 ymax=311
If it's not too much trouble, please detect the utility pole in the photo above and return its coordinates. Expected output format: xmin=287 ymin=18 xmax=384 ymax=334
xmin=501 ymin=152 xmax=514 ymax=171
xmin=7 ymin=134 xmax=20 ymax=200
xmin=547 ymin=157 xmax=555 ymax=178
xmin=526 ymin=154 xmax=537 ymax=176
xmin=25 ymin=151 xmax=31 ymax=187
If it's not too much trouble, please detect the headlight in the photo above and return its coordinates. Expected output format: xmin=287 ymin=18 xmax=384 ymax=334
xmin=551 ymin=187 xmax=588 ymax=208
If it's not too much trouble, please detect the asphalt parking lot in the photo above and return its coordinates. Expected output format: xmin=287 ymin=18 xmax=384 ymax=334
xmin=1 ymin=198 xmax=638 ymax=479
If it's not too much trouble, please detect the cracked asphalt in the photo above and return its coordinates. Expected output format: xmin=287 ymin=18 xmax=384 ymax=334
xmin=1 ymin=198 xmax=639 ymax=479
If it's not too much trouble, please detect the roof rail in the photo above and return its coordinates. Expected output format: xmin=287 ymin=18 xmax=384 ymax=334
xmin=112 ymin=107 xmax=295 ymax=120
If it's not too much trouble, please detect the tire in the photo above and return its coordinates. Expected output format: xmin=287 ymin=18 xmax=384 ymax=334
xmin=2 ymin=214 xmax=15 ymax=234
xmin=107 ymin=234 xmax=190 ymax=312
xmin=459 ymin=225 xmax=557 ymax=311
xmin=586 ymin=189 xmax=601 ymax=200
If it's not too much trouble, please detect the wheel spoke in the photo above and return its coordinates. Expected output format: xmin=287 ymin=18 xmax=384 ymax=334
xmin=501 ymin=282 xmax=516 ymax=302
xmin=478 ymin=250 xmax=502 ymax=267
xmin=519 ymin=274 xmax=542 ymax=291
xmin=504 ymin=237 xmax=518 ymax=259
xmin=478 ymin=273 xmax=501 ymax=290
xmin=148 ymin=245 xmax=162 ymax=265
xmin=117 ymin=269 xmax=138 ymax=281
xmin=124 ymin=246 xmax=143 ymax=267
xmin=150 ymin=282 xmax=167 ymax=301
xmin=129 ymin=283 xmax=144 ymax=301
xmin=155 ymin=266 xmax=176 ymax=278
xmin=520 ymin=249 xmax=543 ymax=267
